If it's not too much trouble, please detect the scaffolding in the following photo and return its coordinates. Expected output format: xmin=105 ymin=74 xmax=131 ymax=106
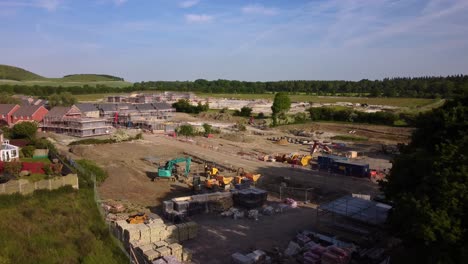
xmin=42 ymin=117 xmax=112 ymax=137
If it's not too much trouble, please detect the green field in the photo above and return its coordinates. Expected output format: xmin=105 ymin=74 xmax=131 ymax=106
xmin=74 ymin=93 xmax=127 ymax=101
xmin=197 ymin=93 xmax=438 ymax=108
xmin=0 ymin=187 xmax=127 ymax=264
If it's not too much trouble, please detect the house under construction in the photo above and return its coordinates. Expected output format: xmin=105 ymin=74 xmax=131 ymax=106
xmin=42 ymin=106 xmax=111 ymax=137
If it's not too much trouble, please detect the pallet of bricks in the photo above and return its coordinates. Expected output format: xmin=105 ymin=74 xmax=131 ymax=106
xmin=163 ymin=192 xmax=233 ymax=220
xmin=111 ymin=216 xmax=198 ymax=263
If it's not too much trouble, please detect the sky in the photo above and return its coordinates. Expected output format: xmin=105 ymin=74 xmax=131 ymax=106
xmin=0 ymin=0 xmax=467 ymax=82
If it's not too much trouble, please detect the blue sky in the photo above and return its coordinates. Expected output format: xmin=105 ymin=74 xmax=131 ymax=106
xmin=0 ymin=0 xmax=467 ymax=82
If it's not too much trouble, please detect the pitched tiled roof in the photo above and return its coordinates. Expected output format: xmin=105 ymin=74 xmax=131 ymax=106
xmin=0 ymin=104 xmax=18 ymax=115
xmin=45 ymin=106 xmax=72 ymax=118
xmin=76 ymin=103 xmax=99 ymax=112
xmin=153 ymin=102 xmax=173 ymax=110
xmin=98 ymin=104 xmax=118 ymax=112
xmin=13 ymin=105 xmax=44 ymax=117
xmin=136 ymin=103 xmax=156 ymax=111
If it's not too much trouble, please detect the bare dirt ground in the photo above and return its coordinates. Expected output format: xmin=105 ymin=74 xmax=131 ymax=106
xmin=53 ymin=123 xmax=398 ymax=263
xmin=65 ymin=130 xmax=384 ymax=208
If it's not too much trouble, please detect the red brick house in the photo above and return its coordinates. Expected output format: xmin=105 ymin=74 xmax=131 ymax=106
xmin=0 ymin=104 xmax=20 ymax=127
xmin=11 ymin=105 xmax=49 ymax=125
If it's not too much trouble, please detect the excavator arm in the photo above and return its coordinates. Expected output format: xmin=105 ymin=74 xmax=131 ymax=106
xmin=159 ymin=157 xmax=192 ymax=178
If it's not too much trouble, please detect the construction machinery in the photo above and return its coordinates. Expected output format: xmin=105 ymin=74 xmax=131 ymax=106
xmin=204 ymin=163 xmax=219 ymax=177
xmin=310 ymin=140 xmax=332 ymax=154
xmin=234 ymin=168 xmax=261 ymax=185
xmin=158 ymin=157 xmax=191 ymax=180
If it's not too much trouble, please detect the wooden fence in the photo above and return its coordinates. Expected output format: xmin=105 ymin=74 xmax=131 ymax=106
xmin=0 ymin=174 xmax=79 ymax=195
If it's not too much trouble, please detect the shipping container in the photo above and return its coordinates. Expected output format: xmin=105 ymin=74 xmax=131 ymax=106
xmin=317 ymin=155 xmax=369 ymax=178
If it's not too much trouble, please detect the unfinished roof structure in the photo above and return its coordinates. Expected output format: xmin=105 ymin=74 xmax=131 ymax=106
xmin=317 ymin=195 xmax=391 ymax=226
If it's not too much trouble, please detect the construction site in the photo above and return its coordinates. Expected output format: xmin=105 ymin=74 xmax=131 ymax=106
xmin=44 ymin=106 xmax=410 ymax=264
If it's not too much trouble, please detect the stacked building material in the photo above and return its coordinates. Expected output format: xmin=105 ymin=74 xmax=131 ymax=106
xmin=163 ymin=192 xmax=234 ymax=219
xmin=112 ymin=217 xmax=198 ymax=263
xmin=233 ymin=188 xmax=268 ymax=209
xmin=232 ymin=250 xmax=269 ymax=264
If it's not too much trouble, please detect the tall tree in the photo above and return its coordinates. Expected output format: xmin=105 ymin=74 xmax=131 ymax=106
xmin=12 ymin=122 xmax=38 ymax=139
xmin=48 ymin=92 xmax=77 ymax=107
xmin=0 ymin=93 xmax=20 ymax=104
xmin=381 ymin=95 xmax=468 ymax=264
xmin=271 ymin=92 xmax=291 ymax=126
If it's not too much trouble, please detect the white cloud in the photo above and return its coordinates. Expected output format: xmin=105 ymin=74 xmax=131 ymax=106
xmin=185 ymin=14 xmax=213 ymax=23
xmin=179 ymin=0 xmax=199 ymax=8
xmin=0 ymin=0 xmax=63 ymax=11
xmin=37 ymin=0 xmax=61 ymax=11
xmin=113 ymin=0 xmax=127 ymax=6
xmin=242 ymin=4 xmax=278 ymax=16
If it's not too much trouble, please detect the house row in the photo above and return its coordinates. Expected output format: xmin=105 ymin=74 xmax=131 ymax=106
xmin=107 ymin=92 xmax=196 ymax=103
xmin=42 ymin=106 xmax=111 ymax=137
xmin=79 ymin=102 xmax=175 ymax=120
xmin=0 ymin=104 xmax=49 ymax=127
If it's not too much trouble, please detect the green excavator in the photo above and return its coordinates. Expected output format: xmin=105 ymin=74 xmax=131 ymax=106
xmin=157 ymin=157 xmax=191 ymax=181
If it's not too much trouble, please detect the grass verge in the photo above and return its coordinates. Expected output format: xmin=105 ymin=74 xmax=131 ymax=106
xmin=20 ymin=157 xmax=51 ymax=164
xmin=0 ymin=186 xmax=128 ymax=264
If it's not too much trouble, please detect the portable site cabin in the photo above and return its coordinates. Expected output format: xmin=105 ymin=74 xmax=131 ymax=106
xmin=317 ymin=155 xmax=370 ymax=178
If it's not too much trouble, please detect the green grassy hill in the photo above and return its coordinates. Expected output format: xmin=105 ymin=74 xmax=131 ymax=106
xmin=61 ymin=74 xmax=124 ymax=82
xmin=0 ymin=64 xmax=45 ymax=81
xmin=0 ymin=65 xmax=131 ymax=87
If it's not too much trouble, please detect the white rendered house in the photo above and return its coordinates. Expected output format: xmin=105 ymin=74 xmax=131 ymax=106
xmin=0 ymin=129 xmax=19 ymax=162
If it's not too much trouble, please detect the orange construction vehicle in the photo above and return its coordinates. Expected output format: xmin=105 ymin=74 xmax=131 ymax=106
xmin=126 ymin=213 xmax=149 ymax=224
xmin=234 ymin=168 xmax=261 ymax=185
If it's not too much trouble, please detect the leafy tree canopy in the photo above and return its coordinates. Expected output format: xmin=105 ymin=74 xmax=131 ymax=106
xmin=271 ymin=92 xmax=291 ymax=126
xmin=0 ymin=92 xmax=20 ymax=104
xmin=48 ymin=92 xmax=77 ymax=107
xmin=381 ymin=95 xmax=468 ymax=264
xmin=12 ymin=122 xmax=38 ymax=139
xmin=177 ymin=124 xmax=195 ymax=137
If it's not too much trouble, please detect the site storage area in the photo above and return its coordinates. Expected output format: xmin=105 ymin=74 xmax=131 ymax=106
xmin=317 ymin=155 xmax=370 ymax=178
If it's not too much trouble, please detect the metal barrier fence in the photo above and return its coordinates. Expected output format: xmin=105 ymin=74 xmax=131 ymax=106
xmin=52 ymin=150 xmax=132 ymax=263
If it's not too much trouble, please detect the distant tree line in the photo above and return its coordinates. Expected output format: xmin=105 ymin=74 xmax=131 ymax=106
xmin=62 ymin=74 xmax=124 ymax=81
xmin=307 ymin=107 xmax=416 ymax=126
xmin=0 ymin=75 xmax=467 ymax=98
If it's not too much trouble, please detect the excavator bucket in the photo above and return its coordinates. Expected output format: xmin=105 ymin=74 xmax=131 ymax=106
xmin=300 ymin=155 xmax=312 ymax=166
xmin=244 ymin=173 xmax=261 ymax=183
xmin=215 ymin=175 xmax=233 ymax=185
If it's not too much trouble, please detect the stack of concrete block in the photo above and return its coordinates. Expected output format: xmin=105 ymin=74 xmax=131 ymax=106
xmin=232 ymin=250 xmax=269 ymax=264
xmin=137 ymin=224 xmax=152 ymax=244
xmin=165 ymin=225 xmax=179 ymax=241
xmin=185 ymin=221 xmax=199 ymax=239
xmin=167 ymin=243 xmax=183 ymax=261
xmin=163 ymin=192 xmax=234 ymax=219
xmin=147 ymin=222 xmax=167 ymax=242
xmin=124 ymin=226 xmax=141 ymax=247
xmin=181 ymin=249 xmax=193 ymax=262
xmin=113 ymin=220 xmax=130 ymax=241
xmin=176 ymin=223 xmax=189 ymax=241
